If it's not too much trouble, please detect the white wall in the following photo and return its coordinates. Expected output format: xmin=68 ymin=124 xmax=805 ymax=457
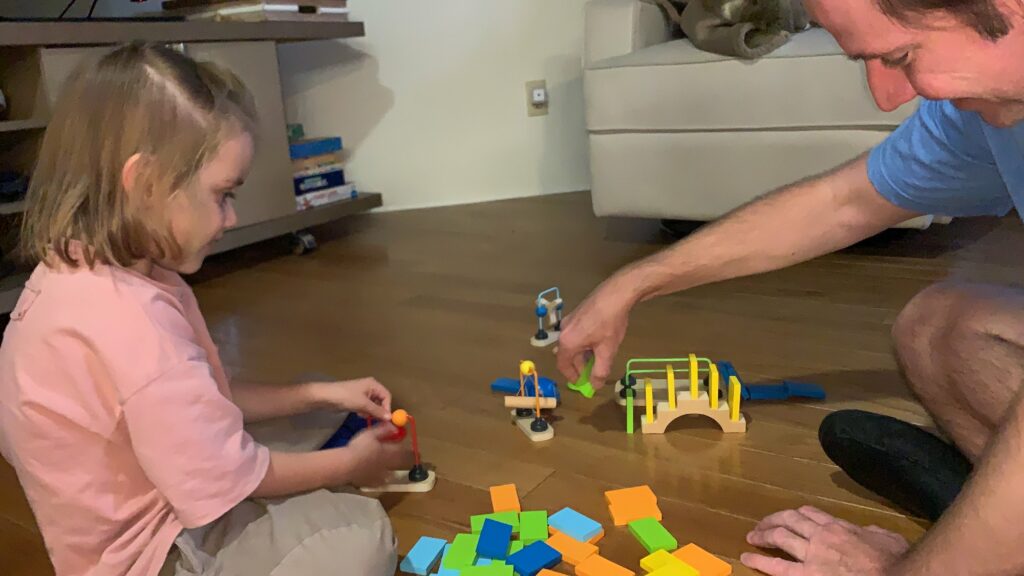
xmin=277 ymin=0 xmax=592 ymax=211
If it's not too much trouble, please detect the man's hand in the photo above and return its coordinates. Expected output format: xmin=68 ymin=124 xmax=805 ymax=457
xmin=556 ymin=274 xmax=635 ymax=389
xmin=742 ymin=506 xmax=909 ymax=576
xmin=342 ymin=423 xmax=415 ymax=487
xmin=313 ymin=378 xmax=393 ymax=421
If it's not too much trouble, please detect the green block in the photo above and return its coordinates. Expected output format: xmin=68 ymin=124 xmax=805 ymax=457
xmin=461 ymin=565 xmax=514 ymax=576
xmin=508 ymin=540 xmax=524 ymax=555
xmin=628 ymin=517 xmax=678 ymax=553
xmin=471 ymin=512 xmax=519 ymax=533
xmin=443 ymin=533 xmax=479 ymax=569
xmin=519 ymin=510 xmax=549 ymax=544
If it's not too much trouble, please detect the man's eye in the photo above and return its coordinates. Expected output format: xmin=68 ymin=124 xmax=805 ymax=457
xmin=881 ymin=53 xmax=910 ymax=69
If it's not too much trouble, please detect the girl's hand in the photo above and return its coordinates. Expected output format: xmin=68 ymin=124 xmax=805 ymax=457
xmin=343 ymin=423 xmax=415 ymax=487
xmin=314 ymin=378 xmax=393 ymax=421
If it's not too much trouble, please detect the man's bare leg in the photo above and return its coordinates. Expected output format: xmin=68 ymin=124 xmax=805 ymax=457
xmin=892 ymin=281 xmax=1024 ymax=462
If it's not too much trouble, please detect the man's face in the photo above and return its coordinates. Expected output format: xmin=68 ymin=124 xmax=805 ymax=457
xmin=808 ymin=0 xmax=1024 ymax=127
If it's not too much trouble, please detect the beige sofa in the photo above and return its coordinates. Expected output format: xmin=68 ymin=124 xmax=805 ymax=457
xmin=582 ymin=0 xmax=937 ymax=228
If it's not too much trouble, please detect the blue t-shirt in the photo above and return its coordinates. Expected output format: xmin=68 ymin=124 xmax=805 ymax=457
xmin=868 ymin=99 xmax=1024 ymax=218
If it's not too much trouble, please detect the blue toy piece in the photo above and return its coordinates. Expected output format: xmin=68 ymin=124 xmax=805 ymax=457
xmin=477 ymin=519 xmax=514 ymax=560
xmin=549 ymin=507 xmax=602 ymax=542
xmin=490 ymin=375 xmax=561 ymax=402
xmin=319 ymin=412 xmax=369 ymax=449
xmin=400 ymin=536 xmax=447 ymax=575
xmin=715 ymin=360 xmax=825 ymax=401
xmin=429 ymin=544 xmax=459 ymax=576
xmin=507 ymin=542 xmax=561 ymax=576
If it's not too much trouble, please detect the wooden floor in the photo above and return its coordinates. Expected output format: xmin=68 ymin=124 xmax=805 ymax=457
xmin=3 ymin=191 xmax=1023 ymax=575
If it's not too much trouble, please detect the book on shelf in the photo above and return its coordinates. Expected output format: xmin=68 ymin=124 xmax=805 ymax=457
xmin=161 ymin=1 xmax=349 ymax=21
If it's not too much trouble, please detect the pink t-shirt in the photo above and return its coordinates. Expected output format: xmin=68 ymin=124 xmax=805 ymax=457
xmin=0 ymin=257 xmax=270 ymax=576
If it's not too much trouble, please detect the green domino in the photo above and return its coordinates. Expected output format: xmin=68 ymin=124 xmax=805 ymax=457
xmin=461 ymin=565 xmax=514 ymax=576
xmin=443 ymin=533 xmax=479 ymax=569
xmin=471 ymin=512 xmax=519 ymax=533
xmin=628 ymin=517 xmax=678 ymax=553
xmin=508 ymin=540 xmax=524 ymax=555
xmin=519 ymin=510 xmax=549 ymax=544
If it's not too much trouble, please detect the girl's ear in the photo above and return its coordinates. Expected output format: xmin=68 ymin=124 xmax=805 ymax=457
xmin=121 ymin=153 xmax=144 ymax=201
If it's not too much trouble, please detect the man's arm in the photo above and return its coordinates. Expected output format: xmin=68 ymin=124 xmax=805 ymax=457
xmin=893 ymin=390 xmax=1024 ymax=575
xmin=557 ymin=154 xmax=922 ymax=384
xmin=621 ymin=154 xmax=918 ymax=302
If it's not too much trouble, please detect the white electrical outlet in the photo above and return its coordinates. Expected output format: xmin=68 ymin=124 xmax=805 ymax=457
xmin=525 ymin=80 xmax=548 ymax=117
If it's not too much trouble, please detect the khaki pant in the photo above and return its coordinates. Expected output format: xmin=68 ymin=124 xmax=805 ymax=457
xmin=161 ymin=407 xmax=397 ymax=576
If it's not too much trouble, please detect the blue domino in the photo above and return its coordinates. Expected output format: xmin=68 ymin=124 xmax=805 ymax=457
xmin=549 ymin=507 xmax=603 ymax=542
xmin=429 ymin=544 xmax=459 ymax=576
xmin=477 ymin=518 xmax=514 ymax=560
xmin=401 ymin=536 xmax=447 ymax=575
xmin=507 ymin=541 xmax=561 ymax=576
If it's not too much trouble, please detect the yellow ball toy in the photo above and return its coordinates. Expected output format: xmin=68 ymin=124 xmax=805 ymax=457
xmin=520 ymin=361 xmax=536 ymax=376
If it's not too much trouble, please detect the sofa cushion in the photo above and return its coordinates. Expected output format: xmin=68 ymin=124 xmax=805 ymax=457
xmin=584 ymin=28 xmax=917 ymax=131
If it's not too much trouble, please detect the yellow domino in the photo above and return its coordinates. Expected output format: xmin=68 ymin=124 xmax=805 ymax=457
xmin=645 ymin=378 xmax=654 ymax=423
xmin=641 ymin=549 xmax=677 ymax=572
xmin=729 ymin=376 xmax=741 ymax=421
xmin=709 ymin=364 xmax=720 ymax=410
xmin=688 ymin=354 xmax=698 ymax=398
xmin=666 ymin=365 xmax=676 ymax=410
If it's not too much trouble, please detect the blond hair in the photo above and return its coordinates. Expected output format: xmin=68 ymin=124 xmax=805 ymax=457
xmin=20 ymin=42 xmax=258 ymax=268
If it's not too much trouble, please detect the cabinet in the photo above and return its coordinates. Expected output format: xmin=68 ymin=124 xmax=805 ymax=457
xmin=0 ymin=21 xmax=381 ymax=314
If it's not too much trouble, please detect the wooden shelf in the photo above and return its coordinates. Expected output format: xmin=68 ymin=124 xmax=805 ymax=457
xmin=0 ymin=20 xmax=364 ymax=47
xmin=213 ymin=191 xmax=382 ymax=254
xmin=0 ymin=119 xmax=47 ymax=133
xmin=0 ymin=201 xmax=25 ymax=215
xmin=0 ymin=271 xmax=29 ymax=315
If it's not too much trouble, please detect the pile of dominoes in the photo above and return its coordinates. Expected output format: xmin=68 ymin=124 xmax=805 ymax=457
xmin=399 ymin=484 xmax=732 ymax=576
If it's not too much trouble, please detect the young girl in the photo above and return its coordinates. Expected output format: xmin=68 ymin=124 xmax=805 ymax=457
xmin=0 ymin=43 xmax=411 ymax=576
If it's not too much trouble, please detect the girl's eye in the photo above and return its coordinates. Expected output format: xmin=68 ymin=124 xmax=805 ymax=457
xmin=220 ymin=191 xmax=236 ymax=206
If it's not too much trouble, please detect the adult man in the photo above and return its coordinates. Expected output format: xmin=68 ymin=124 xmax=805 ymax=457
xmin=557 ymin=0 xmax=1024 ymax=574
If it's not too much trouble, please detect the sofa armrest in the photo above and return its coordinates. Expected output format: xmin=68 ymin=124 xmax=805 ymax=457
xmin=584 ymin=0 xmax=671 ymax=68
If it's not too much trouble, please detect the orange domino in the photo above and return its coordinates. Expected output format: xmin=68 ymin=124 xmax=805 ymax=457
xmin=489 ymin=484 xmax=521 ymax=513
xmin=576 ymin=554 xmax=636 ymax=576
xmin=588 ymin=528 xmax=605 ymax=544
xmin=609 ymin=500 xmax=662 ymax=526
xmin=537 ymin=570 xmax=569 ymax=576
xmin=673 ymin=543 xmax=732 ymax=576
xmin=604 ymin=485 xmax=657 ymax=507
xmin=546 ymin=529 xmax=598 ymax=566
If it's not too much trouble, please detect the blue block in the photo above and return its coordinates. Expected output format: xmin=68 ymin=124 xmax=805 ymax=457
xmin=428 ymin=545 xmax=459 ymax=575
xmin=507 ymin=541 xmax=561 ymax=576
xmin=400 ymin=536 xmax=447 ymax=575
xmin=549 ymin=507 xmax=602 ymax=542
xmin=289 ymin=136 xmax=342 ymax=159
xmin=477 ymin=518 xmax=514 ymax=560
xmin=489 ymin=375 xmax=560 ymax=401
xmin=319 ymin=412 xmax=369 ymax=449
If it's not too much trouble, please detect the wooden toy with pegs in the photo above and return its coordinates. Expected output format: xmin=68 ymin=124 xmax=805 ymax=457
xmin=360 ymin=409 xmax=437 ymax=493
xmin=531 ymin=287 xmax=564 ymax=347
xmin=505 ymin=361 xmax=556 ymax=442
xmin=614 ymin=355 xmax=746 ymax=435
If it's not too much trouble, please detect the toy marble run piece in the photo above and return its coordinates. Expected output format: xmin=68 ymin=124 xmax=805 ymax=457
xmin=615 ymin=357 xmax=746 ymax=435
xmin=360 ymin=409 xmax=438 ymax=493
xmin=531 ymin=287 xmax=564 ymax=347
xmin=509 ymin=361 xmax=555 ymax=442
xmin=567 ymin=356 xmax=596 ymax=399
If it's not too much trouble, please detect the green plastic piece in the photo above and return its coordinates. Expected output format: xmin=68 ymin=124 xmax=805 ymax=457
xmin=519 ymin=510 xmax=549 ymax=544
xmin=626 ymin=389 xmax=635 ymax=434
xmin=444 ymin=533 xmax=480 ymax=569
xmin=508 ymin=540 xmax=524 ymax=555
xmin=628 ymin=517 xmax=678 ymax=553
xmin=471 ymin=512 xmax=519 ymax=533
xmin=568 ymin=356 xmax=596 ymax=398
xmin=461 ymin=564 xmax=514 ymax=576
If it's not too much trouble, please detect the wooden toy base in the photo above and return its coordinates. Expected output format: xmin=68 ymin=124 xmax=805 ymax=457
xmin=360 ymin=469 xmax=437 ymax=493
xmin=511 ymin=410 xmax=554 ymax=442
xmin=531 ymin=331 xmax=560 ymax=347
xmin=641 ymin=391 xmax=746 ymax=434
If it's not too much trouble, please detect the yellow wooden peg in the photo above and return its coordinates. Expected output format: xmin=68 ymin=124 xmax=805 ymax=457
xmin=666 ymin=365 xmax=676 ymax=409
xmin=709 ymin=363 xmax=720 ymax=410
xmin=645 ymin=378 xmax=655 ymax=423
xmin=729 ymin=375 xmax=741 ymax=421
xmin=689 ymin=353 xmax=698 ymax=399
